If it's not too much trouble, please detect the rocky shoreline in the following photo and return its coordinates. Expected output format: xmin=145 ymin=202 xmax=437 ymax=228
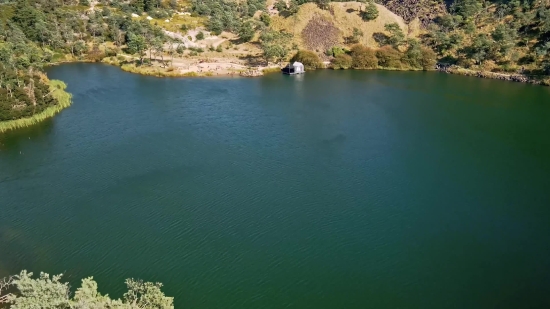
xmin=436 ymin=63 xmax=549 ymax=86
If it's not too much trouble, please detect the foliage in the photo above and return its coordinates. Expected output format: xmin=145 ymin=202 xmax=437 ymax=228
xmin=260 ymin=29 xmax=292 ymax=62
xmin=291 ymin=50 xmax=323 ymax=69
xmin=376 ymin=45 xmax=403 ymax=68
xmin=360 ymin=1 xmax=379 ymax=21
xmin=315 ymin=0 xmax=330 ymax=10
xmin=1 ymin=270 xmax=173 ymax=309
xmin=384 ymin=23 xmax=405 ymax=49
xmin=238 ymin=22 xmax=255 ymax=42
xmin=331 ymin=53 xmax=352 ymax=69
xmin=344 ymin=27 xmax=363 ymax=44
xmin=326 ymin=46 xmax=347 ymax=57
xmin=350 ymin=44 xmax=378 ymax=69
xmin=192 ymin=0 xmax=266 ymax=34
xmin=196 ymin=31 xmax=205 ymax=40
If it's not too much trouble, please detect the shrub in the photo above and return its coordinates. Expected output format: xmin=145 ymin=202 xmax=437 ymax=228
xmin=350 ymin=44 xmax=377 ymax=69
xmin=326 ymin=46 xmax=347 ymax=57
xmin=360 ymin=1 xmax=379 ymax=21
xmin=291 ymin=50 xmax=322 ymax=70
xmin=376 ymin=46 xmax=402 ymax=68
xmin=196 ymin=31 xmax=205 ymax=40
xmin=419 ymin=47 xmax=437 ymax=70
xmin=332 ymin=54 xmax=352 ymax=69
xmin=260 ymin=13 xmax=271 ymax=26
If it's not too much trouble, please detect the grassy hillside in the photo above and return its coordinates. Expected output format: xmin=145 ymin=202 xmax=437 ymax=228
xmin=270 ymin=2 xmax=409 ymax=50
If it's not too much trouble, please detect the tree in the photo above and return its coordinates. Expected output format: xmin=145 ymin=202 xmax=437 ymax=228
xmin=384 ymin=23 xmax=405 ymax=49
xmin=361 ymin=1 xmax=379 ymax=21
xmin=451 ymin=0 xmax=483 ymax=20
xmin=1 ymin=271 xmax=173 ymax=309
xmin=260 ymin=13 xmax=271 ymax=26
xmin=419 ymin=47 xmax=437 ymax=70
xmin=274 ymin=0 xmax=287 ymax=12
xmin=315 ymin=0 xmax=330 ymax=10
xmin=260 ymin=29 xmax=291 ymax=63
xmin=238 ymin=21 xmax=255 ymax=42
xmin=127 ymin=33 xmax=147 ymax=64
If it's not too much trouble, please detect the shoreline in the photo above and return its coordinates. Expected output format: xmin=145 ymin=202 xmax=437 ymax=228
xmin=49 ymin=56 xmax=550 ymax=86
xmin=436 ymin=64 xmax=550 ymax=86
xmin=0 ymin=80 xmax=72 ymax=134
xmin=2 ymin=61 xmax=547 ymax=133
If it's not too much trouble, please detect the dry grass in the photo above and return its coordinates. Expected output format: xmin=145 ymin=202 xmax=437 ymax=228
xmin=271 ymin=2 xmax=408 ymax=49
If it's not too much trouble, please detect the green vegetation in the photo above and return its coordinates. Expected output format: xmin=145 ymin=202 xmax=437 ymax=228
xmin=1 ymin=0 xmax=548 ymax=132
xmin=423 ymin=0 xmax=550 ymax=75
xmin=0 ymin=270 xmax=173 ymax=309
xmin=331 ymin=53 xmax=353 ymax=69
xmin=0 ymin=0 xmax=172 ymax=130
xmin=360 ymin=0 xmax=379 ymax=21
xmin=191 ymin=0 xmax=266 ymax=34
xmin=0 ymin=80 xmax=71 ymax=133
xmin=291 ymin=50 xmax=323 ymax=69
xmin=327 ymin=42 xmax=436 ymax=70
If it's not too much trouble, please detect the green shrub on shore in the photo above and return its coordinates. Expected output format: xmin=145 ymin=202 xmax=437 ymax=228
xmin=331 ymin=54 xmax=353 ymax=69
xmin=291 ymin=50 xmax=323 ymax=70
xmin=376 ymin=46 xmax=403 ymax=69
xmin=350 ymin=45 xmax=378 ymax=69
xmin=0 ymin=80 xmax=72 ymax=134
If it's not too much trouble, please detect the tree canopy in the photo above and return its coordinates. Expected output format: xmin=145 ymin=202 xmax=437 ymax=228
xmin=0 ymin=270 xmax=173 ymax=309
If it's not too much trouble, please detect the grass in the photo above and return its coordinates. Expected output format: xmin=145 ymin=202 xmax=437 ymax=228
xmin=0 ymin=80 xmax=72 ymax=133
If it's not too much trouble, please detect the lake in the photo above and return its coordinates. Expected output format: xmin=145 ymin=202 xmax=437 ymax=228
xmin=1 ymin=64 xmax=550 ymax=308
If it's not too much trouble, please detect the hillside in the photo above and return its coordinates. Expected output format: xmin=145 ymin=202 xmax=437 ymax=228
xmin=270 ymin=2 xmax=410 ymax=50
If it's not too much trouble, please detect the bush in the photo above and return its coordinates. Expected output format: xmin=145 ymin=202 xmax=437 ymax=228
xmin=360 ymin=1 xmax=379 ymax=21
xmin=350 ymin=44 xmax=378 ymax=69
xmin=196 ymin=31 xmax=205 ymax=40
xmin=331 ymin=54 xmax=352 ymax=69
xmin=326 ymin=46 xmax=347 ymax=57
xmin=375 ymin=46 xmax=403 ymax=68
xmin=291 ymin=50 xmax=322 ymax=70
xmin=260 ymin=13 xmax=271 ymax=26
xmin=419 ymin=47 xmax=437 ymax=70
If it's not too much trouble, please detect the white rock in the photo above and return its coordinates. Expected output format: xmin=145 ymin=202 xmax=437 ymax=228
xmin=165 ymin=19 xmax=170 ymax=22
xmin=131 ymin=13 xmax=139 ymax=18
xmin=146 ymin=16 xmax=153 ymax=20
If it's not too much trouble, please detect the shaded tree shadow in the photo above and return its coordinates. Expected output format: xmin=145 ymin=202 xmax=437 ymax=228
xmin=238 ymin=55 xmax=267 ymax=66
xmin=372 ymin=32 xmax=389 ymax=46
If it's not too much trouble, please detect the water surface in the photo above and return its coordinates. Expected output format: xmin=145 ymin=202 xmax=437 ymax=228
xmin=1 ymin=64 xmax=550 ymax=308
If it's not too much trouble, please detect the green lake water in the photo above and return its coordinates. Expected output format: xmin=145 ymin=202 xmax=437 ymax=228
xmin=1 ymin=64 xmax=550 ymax=308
